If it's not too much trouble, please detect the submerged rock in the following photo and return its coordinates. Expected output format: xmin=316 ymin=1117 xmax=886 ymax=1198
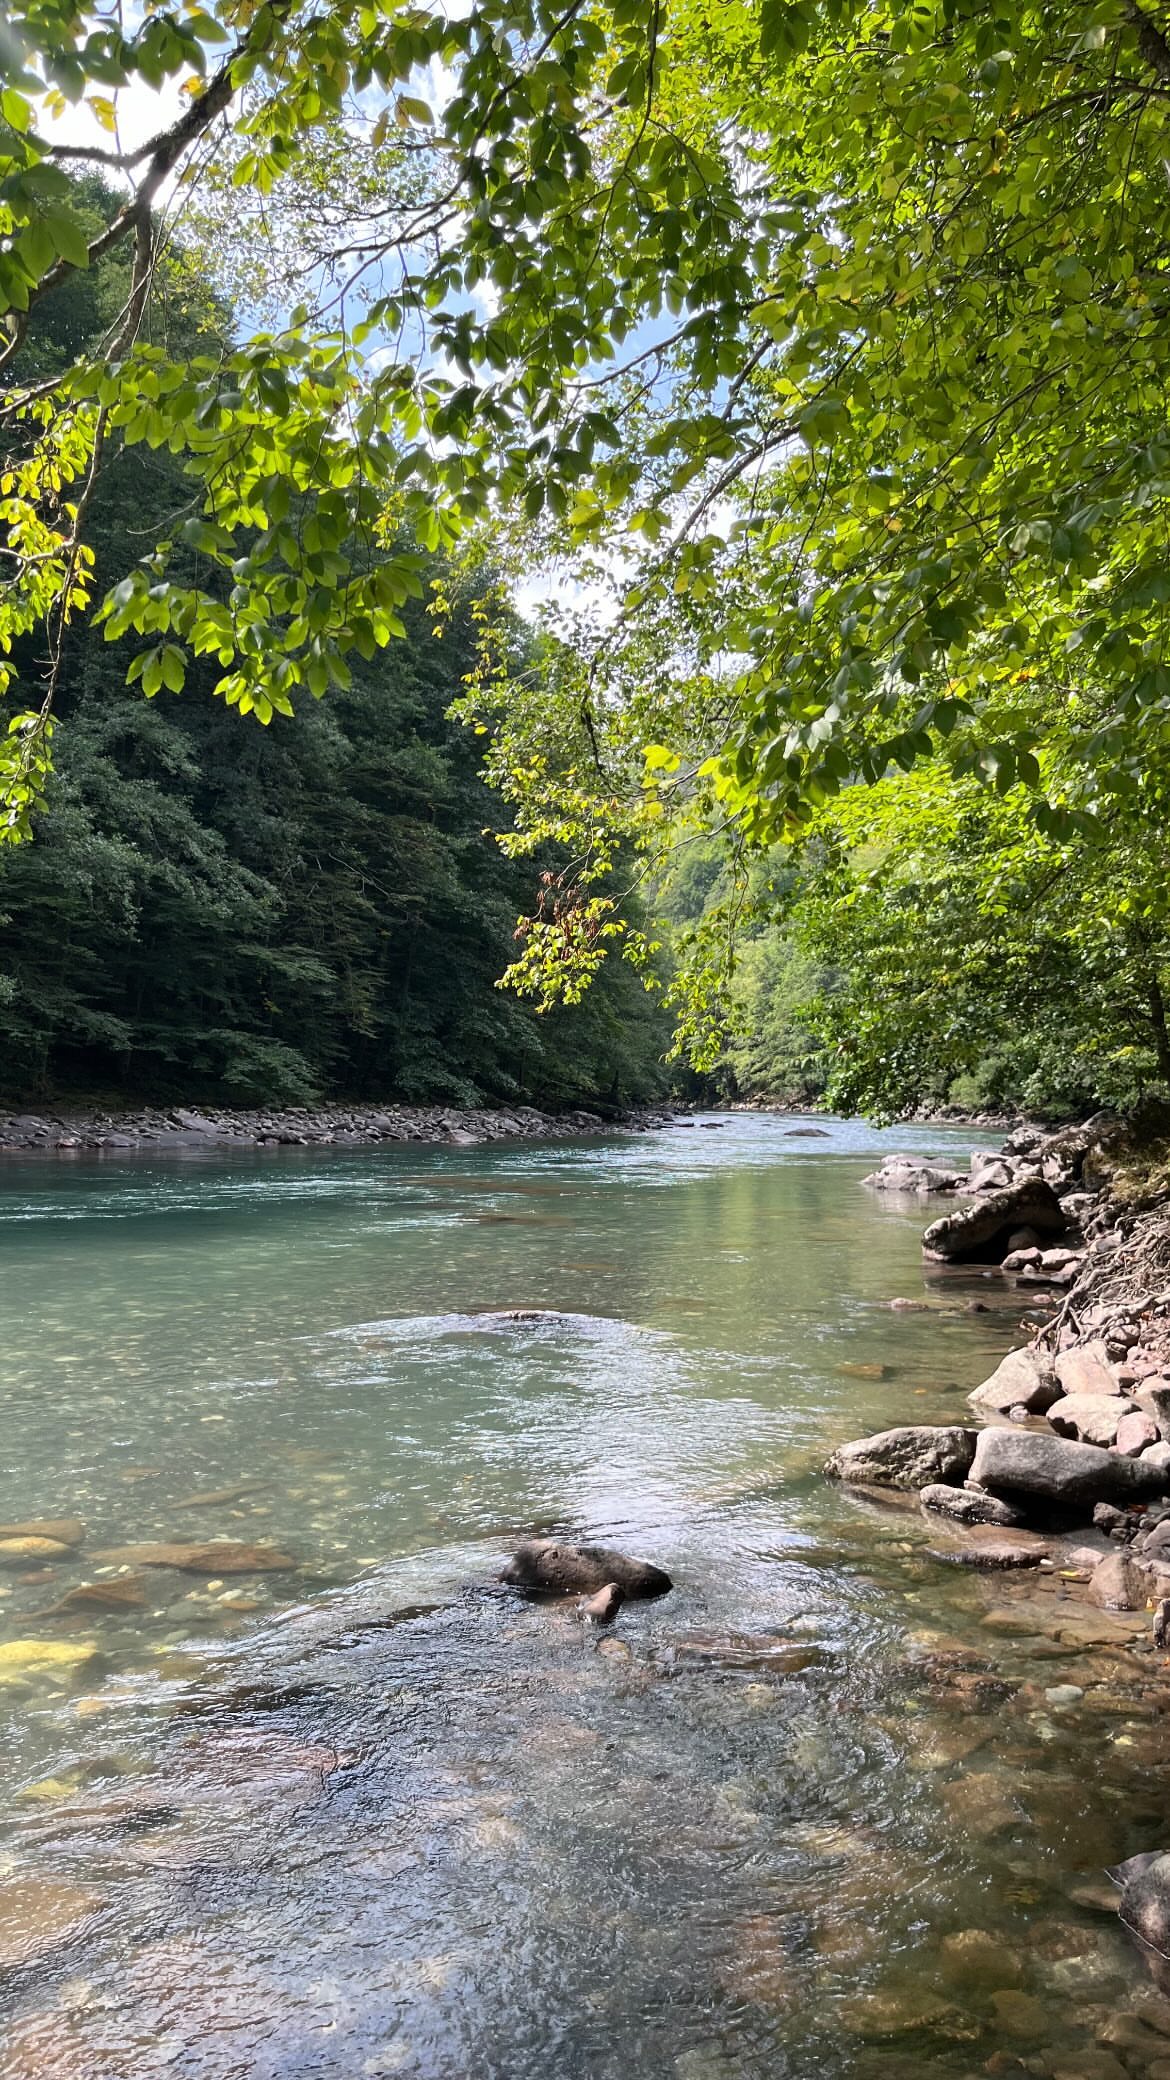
xmin=939 ymin=1927 xmax=1024 ymax=1990
xmin=37 ymin=1575 xmax=149 ymax=1617
xmin=920 ymin=1483 xmax=1025 ymax=1527
xmin=0 ymin=1517 xmax=85 ymax=1547
xmin=824 ymin=1426 xmax=976 ymax=1490
xmin=500 ymin=1540 xmax=673 ymax=1599
xmin=941 ymin=1770 xmax=1024 ymax=1838
xmin=968 ymin=1347 xmax=1062 ymax=1417
xmin=92 ymin=1541 xmax=296 ymax=1573
xmin=0 ymin=1535 xmax=74 ymax=1566
xmin=0 ymin=1638 xmax=102 ymax=1688
xmin=923 ymin=1180 xmax=1066 ymax=1263
xmin=971 ymin=1428 xmax=1167 ymax=1509
xmin=0 ymin=1874 xmax=107 ymax=1971
xmin=926 ymin=1533 xmax=1050 ymax=1570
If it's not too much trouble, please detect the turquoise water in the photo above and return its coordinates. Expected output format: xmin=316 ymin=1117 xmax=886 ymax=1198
xmin=0 ymin=1115 xmax=1164 ymax=2078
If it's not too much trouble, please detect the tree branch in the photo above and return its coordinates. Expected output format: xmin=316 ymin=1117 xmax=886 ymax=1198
xmin=1128 ymin=0 xmax=1170 ymax=82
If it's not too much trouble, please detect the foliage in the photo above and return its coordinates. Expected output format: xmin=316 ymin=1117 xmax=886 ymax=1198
xmin=784 ymin=760 xmax=1170 ymax=1121
xmin=0 ymin=245 xmax=670 ymax=1107
xmin=6 ymin=0 xmax=1170 ymax=1084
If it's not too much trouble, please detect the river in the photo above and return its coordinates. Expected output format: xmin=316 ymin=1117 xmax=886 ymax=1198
xmin=0 ymin=1113 xmax=1165 ymax=2078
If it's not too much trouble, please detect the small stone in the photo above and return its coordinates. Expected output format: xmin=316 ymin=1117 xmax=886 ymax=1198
xmin=0 ymin=1518 xmax=85 ymax=1547
xmin=580 ymin=1582 xmax=625 ymax=1623
xmin=36 ymin=1576 xmax=148 ymax=1617
xmin=1097 ymin=2012 xmax=1170 ymax=2056
xmin=1088 ymin=1550 xmax=1149 ymax=1611
xmin=0 ymin=1639 xmax=101 ymax=1689
xmin=837 ymin=1988 xmax=959 ymax=2038
xmin=0 ymin=1536 xmax=74 ymax=1566
xmin=939 ymin=1928 xmax=1024 ymax=1989
xmin=1116 ymin=1410 xmax=1159 ymax=1457
xmin=989 ymin=1989 xmax=1048 ymax=2039
xmin=1044 ymin=1683 xmax=1084 ymax=1705
xmin=941 ymin=1772 xmax=1024 ymax=1838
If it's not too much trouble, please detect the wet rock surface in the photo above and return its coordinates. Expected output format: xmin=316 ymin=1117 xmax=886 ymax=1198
xmin=920 ymin=1483 xmax=1026 ymax=1527
xmin=823 ymin=1426 xmax=977 ymax=1489
xmin=923 ymin=1180 xmax=1067 ymax=1264
xmin=500 ymin=1540 xmax=674 ymax=1599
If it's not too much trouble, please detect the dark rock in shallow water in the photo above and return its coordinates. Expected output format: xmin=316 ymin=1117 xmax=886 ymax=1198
xmin=500 ymin=1540 xmax=673 ymax=1599
xmin=971 ymin=1428 xmax=1167 ymax=1510
xmin=922 ymin=1180 xmax=1066 ymax=1264
xmin=824 ymin=1426 xmax=977 ymax=1491
xmin=1110 ymin=1853 xmax=1170 ymax=1957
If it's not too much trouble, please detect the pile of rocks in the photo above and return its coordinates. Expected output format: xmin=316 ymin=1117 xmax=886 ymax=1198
xmin=0 ymin=1102 xmax=676 ymax=1154
xmin=861 ymin=1115 xmax=1121 ymax=1280
xmin=832 ymin=1111 xmax=1170 ymax=1619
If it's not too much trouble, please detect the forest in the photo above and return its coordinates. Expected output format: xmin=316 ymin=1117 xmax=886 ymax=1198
xmin=4 ymin=0 xmax=1170 ymax=1123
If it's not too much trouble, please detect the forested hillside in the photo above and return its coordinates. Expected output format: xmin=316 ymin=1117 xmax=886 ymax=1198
xmin=0 ymin=188 xmax=667 ymax=1109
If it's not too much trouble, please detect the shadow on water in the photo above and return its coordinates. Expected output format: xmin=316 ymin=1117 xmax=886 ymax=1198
xmin=1 ymin=1116 xmax=1167 ymax=2074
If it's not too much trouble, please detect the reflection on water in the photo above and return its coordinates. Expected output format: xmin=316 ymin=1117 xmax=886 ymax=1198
xmin=2 ymin=1114 xmax=1164 ymax=2076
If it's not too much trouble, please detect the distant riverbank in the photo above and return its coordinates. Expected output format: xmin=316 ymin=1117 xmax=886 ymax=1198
xmin=0 ymin=1099 xmax=680 ymax=1154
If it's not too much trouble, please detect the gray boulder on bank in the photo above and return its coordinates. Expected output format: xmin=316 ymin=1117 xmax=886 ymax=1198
xmin=1054 ymin=1340 xmax=1120 ymax=1399
xmin=970 ymin=1427 xmax=1168 ymax=1508
xmin=1047 ymin=1393 xmax=1135 ymax=1449
xmin=923 ymin=1180 xmax=1066 ymax=1263
xmin=1135 ymin=1383 xmax=1170 ymax=1439
xmin=500 ymin=1540 xmax=673 ymax=1599
xmin=824 ymin=1426 xmax=977 ymax=1490
xmin=968 ymin=1347 xmax=1062 ymax=1417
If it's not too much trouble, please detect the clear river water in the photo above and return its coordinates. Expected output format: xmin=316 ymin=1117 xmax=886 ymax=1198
xmin=2 ymin=1113 xmax=1169 ymax=2080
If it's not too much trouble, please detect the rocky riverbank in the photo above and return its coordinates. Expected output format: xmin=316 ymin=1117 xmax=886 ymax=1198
xmin=0 ymin=1099 xmax=680 ymax=1154
xmin=839 ymin=1113 xmax=1170 ymax=1630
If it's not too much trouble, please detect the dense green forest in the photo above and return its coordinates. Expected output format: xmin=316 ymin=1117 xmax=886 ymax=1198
xmin=0 ymin=190 xmax=668 ymax=1109
xmin=5 ymin=2 xmax=1170 ymax=1125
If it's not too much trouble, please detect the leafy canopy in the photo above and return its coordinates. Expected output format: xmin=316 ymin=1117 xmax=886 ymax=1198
xmin=4 ymin=0 xmax=1170 ymax=1052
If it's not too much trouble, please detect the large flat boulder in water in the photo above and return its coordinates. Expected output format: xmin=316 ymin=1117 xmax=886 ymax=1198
xmin=968 ymin=1347 xmax=1061 ymax=1416
xmin=971 ymin=1428 xmax=1167 ymax=1509
xmin=861 ymin=1155 xmax=965 ymax=1193
xmin=500 ymin=1540 xmax=673 ymax=1599
xmin=824 ymin=1426 xmax=977 ymax=1490
xmin=923 ymin=1181 xmax=1066 ymax=1264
